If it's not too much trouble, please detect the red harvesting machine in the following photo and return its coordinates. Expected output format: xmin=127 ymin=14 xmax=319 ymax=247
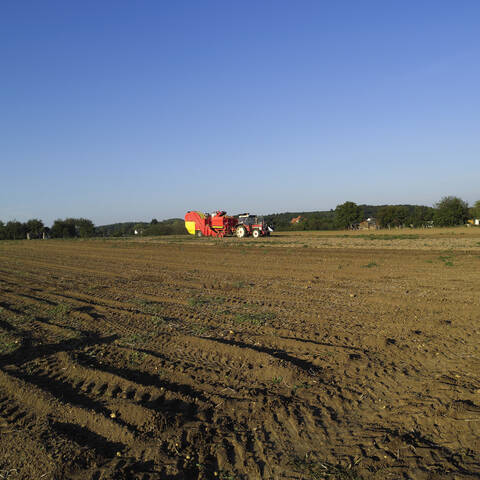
xmin=184 ymin=211 xmax=271 ymax=238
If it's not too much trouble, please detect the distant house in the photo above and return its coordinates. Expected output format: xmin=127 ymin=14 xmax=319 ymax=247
xmin=467 ymin=219 xmax=480 ymax=226
xmin=358 ymin=218 xmax=378 ymax=230
xmin=291 ymin=215 xmax=302 ymax=224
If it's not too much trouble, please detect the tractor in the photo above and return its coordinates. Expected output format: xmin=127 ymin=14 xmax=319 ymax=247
xmin=184 ymin=211 xmax=272 ymax=238
xmin=235 ymin=213 xmax=271 ymax=238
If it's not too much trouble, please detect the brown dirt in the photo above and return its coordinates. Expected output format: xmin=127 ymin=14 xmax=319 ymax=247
xmin=0 ymin=231 xmax=479 ymax=479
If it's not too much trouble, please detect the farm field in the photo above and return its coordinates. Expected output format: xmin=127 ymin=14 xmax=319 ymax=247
xmin=0 ymin=230 xmax=479 ymax=479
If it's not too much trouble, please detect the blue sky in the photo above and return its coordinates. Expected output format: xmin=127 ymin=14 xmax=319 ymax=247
xmin=1 ymin=1 xmax=479 ymax=225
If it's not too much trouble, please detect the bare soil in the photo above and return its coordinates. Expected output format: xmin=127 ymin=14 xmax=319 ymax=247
xmin=0 ymin=229 xmax=479 ymax=479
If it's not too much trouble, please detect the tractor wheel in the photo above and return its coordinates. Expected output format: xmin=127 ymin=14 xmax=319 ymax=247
xmin=236 ymin=225 xmax=247 ymax=238
xmin=252 ymin=229 xmax=260 ymax=239
xmin=196 ymin=231 xmax=203 ymax=237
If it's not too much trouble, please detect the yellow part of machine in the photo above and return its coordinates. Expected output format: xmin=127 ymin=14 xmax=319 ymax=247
xmin=185 ymin=221 xmax=196 ymax=235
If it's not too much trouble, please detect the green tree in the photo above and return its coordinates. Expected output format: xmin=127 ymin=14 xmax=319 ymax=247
xmin=5 ymin=220 xmax=26 ymax=240
xmin=0 ymin=221 xmax=6 ymax=240
xmin=411 ymin=206 xmax=434 ymax=227
xmin=25 ymin=219 xmax=44 ymax=238
xmin=377 ymin=206 xmax=396 ymax=228
xmin=334 ymin=201 xmax=362 ymax=229
xmin=76 ymin=218 xmax=95 ymax=237
xmin=395 ymin=206 xmax=410 ymax=227
xmin=51 ymin=219 xmax=76 ymax=238
xmin=51 ymin=218 xmax=94 ymax=238
xmin=434 ymin=196 xmax=469 ymax=226
xmin=377 ymin=205 xmax=414 ymax=228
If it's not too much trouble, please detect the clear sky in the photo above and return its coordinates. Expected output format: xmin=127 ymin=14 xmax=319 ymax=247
xmin=1 ymin=1 xmax=479 ymax=225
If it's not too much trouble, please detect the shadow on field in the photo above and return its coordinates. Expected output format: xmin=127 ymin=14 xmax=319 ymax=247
xmin=51 ymin=421 xmax=125 ymax=457
xmin=74 ymin=350 xmax=208 ymax=406
xmin=0 ymin=333 xmax=118 ymax=368
xmin=202 ymin=336 xmax=335 ymax=384
xmin=279 ymin=335 xmax=367 ymax=353
xmin=0 ymin=318 xmax=16 ymax=332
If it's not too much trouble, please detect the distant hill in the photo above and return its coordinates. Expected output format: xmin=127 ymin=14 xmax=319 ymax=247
xmin=95 ymin=222 xmax=137 ymax=236
xmin=96 ymin=218 xmax=184 ymax=237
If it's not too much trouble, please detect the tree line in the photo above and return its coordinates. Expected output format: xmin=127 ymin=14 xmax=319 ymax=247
xmin=0 ymin=217 xmax=187 ymax=240
xmin=334 ymin=197 xmax=480 ymax=229
xmin=264 ymin=197 xmax=479 ymax=231
xmin=0 ymin=218 xmax=95 ymax=240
